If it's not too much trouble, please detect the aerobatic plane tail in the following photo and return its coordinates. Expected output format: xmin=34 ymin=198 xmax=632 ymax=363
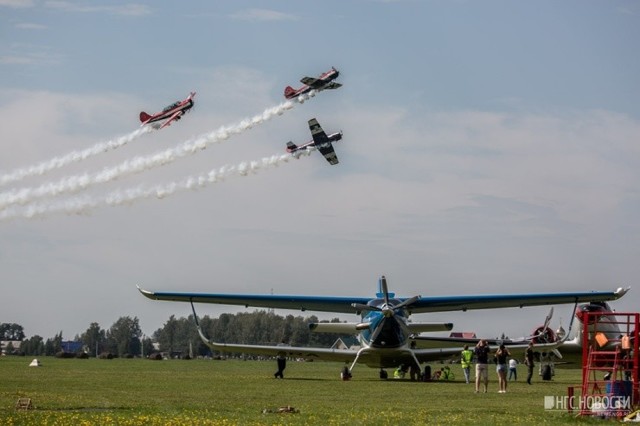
xmin=139 ymin=112 xmax=152 ymax=123
xmin=284 ymin=86 xmax=296 ymax=98
xmin=286 ymin=141 xmax=298 ymax=152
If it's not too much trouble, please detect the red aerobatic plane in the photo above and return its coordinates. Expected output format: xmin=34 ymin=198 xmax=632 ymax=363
xmin=139 ymin=92 xmax=196 ymax=129
xmin=284 ymin=67 xmax=341 ymax=99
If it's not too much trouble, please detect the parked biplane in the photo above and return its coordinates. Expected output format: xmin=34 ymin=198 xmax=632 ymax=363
xmin=139 ymin=275 xmax=628 ymax=379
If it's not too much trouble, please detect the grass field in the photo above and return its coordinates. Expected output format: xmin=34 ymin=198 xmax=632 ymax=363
xmin=0 ymin=356 xmax=624 ymax=425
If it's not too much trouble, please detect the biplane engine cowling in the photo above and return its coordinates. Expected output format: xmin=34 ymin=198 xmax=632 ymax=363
xmin=531 ymin=326 xmax=557 ymax=344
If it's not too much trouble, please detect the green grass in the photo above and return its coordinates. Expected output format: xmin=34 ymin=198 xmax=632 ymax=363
xmin=0 ymin=356 xmax=625 ymax=425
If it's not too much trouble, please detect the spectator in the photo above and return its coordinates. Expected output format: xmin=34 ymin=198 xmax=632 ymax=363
xmin=508 ymin=358 xmax=518 ymax=381
xmin=494 ymin=344 xmax=510 ymax=393
xmin=474 ymin=339 xmax=490 ymax=393
xmin=461 ymin=345 xmax=473 ymax=384
xmin=524 ymin=342 xmax=535 ymax=385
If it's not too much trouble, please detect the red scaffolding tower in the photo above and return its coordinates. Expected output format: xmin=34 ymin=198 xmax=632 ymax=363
xmin=579 ymin=312 xmax=639 ymax=417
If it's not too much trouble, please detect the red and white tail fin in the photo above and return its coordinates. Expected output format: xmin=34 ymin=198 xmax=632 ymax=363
xmin=139 ymin=111 xmax=152 ymax=123
xmin=284 ymin=86 xmax=296 ymax=99
xmin=286 ymin=141 xmax=297 ymax=152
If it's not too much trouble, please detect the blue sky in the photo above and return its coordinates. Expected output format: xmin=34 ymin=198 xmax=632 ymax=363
xmin=1 ymin=1 xmax=638 ymax=342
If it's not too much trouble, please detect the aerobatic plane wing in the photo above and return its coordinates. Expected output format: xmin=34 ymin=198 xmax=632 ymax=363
xmin=159 ymin=110 xmax=183 ymax=129
xmin=324 ymin=82 xmax=342 ymax=90
xmin=308 ymin=118 xmax=340 ymax=164
xmin=138 ymin=286 xmax=628 ymax=315
xmin=317 ymin=143 xmax=339 ymax=165
xmin=309 ymin=118 xmax=329 ymax=144
xmin=300 ymin=76 xmax=321 ymax=87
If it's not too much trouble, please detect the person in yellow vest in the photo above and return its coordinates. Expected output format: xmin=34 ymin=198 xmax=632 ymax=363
xmin=440 ymin=365 xmax=454 ymax=381
xmin=394 ymin=364 xmax=408 ymax=379
xmin=461 ymin=344 xmax=473 ymax=384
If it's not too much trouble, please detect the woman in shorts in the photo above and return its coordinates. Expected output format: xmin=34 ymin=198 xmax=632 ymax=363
xmin=494 ymin=344 xmax=510 ymax=393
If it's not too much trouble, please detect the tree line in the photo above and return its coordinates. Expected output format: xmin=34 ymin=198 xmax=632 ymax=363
xmin=2 ymin=317 xmax=146 ymax=358
xmin=1 ymin=311 xmax=347 ymax=358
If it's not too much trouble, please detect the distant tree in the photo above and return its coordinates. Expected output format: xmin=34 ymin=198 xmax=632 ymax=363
xmin=151 ymin=311 xmax=356 ymax=358
xmin=4 ymin=341 xmax=16 ymax=355
xmin=80 ymin=322 xmax=107 ymax=357
xmin=281 ymin=315 xmax=294 ymax=343
xmin=153 ymin=315 xmax=179 ymax=353
xmin=44 ymin=332 xmax=63 ymax=356
xmin=289 ymin=316 xmax=311 ymax=346
xmin=152 ymin=315 xmax=200 ymax=356
xmin=141 ymin=336 xmax=154 ymax=357
xmin=20 ymin=335 xmax=45 ymax=356
xmin=0 ymin=323 xmax=25 ymax=341
xmin=107 ymin=316 xmax=142 ymax=357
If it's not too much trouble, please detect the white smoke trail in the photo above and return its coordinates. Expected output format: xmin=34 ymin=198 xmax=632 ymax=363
xmin=0 ymin=126 xmax=153 ymax=187
xmin=0 ymin=94 xmax=313 ymax=210
xmin=0 ymin=148 xmax=314 ymax=221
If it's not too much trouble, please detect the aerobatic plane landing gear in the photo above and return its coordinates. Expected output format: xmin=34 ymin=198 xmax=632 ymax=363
xmin=379 ymin=369 xmax=388 ymax=379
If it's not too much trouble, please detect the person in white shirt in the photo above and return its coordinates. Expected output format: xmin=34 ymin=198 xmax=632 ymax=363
xmin=508 ymin=358 xmax=518 ymax=381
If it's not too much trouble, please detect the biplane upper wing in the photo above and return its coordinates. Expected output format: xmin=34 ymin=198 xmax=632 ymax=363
xmin=309 ymin=118 xmax=339 ymax=165
xmin=407 ymin=288 xmax=629 ymax=314
xmin=138 ymin=286 xmax=628 ymax=315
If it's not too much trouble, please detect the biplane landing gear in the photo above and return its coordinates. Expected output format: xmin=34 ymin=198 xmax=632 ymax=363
xmin=379 ymin=369 xmax=388 ymax=380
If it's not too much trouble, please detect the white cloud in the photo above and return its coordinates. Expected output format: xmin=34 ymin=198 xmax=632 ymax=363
xmin=0 ymin=0 xmax=34 ymax=8
xmin=15 ymin=22 xmax=48 ymax=30
xmin=0 ymin=55 xmax=35 ymax=64
xmin=44 ymin=1 xmax=151 ymax=16
xmin=229 ymin=8 xmax=298 ymax=22
xmin=0 ymin=43 xmax=62 ymax=66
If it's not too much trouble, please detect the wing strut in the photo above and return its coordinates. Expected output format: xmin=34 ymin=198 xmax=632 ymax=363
xmin=550 ymin=302 xmax=579 ymax=359
xmin=409 ymin=349 xmax=422 ymax=370
xmin=189 ymin=299 xmax=212 ymax=345
xmin=563 ymin=302 xmax=579 ymax=341
xmin=349 ymin=347 xmax=366 ymax=372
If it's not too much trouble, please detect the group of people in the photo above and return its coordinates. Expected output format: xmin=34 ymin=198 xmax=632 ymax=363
xmin=461 ymin=340 xmax=536 ymax=393
xmin=274 ymin=338 xmax=539 ymax=387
